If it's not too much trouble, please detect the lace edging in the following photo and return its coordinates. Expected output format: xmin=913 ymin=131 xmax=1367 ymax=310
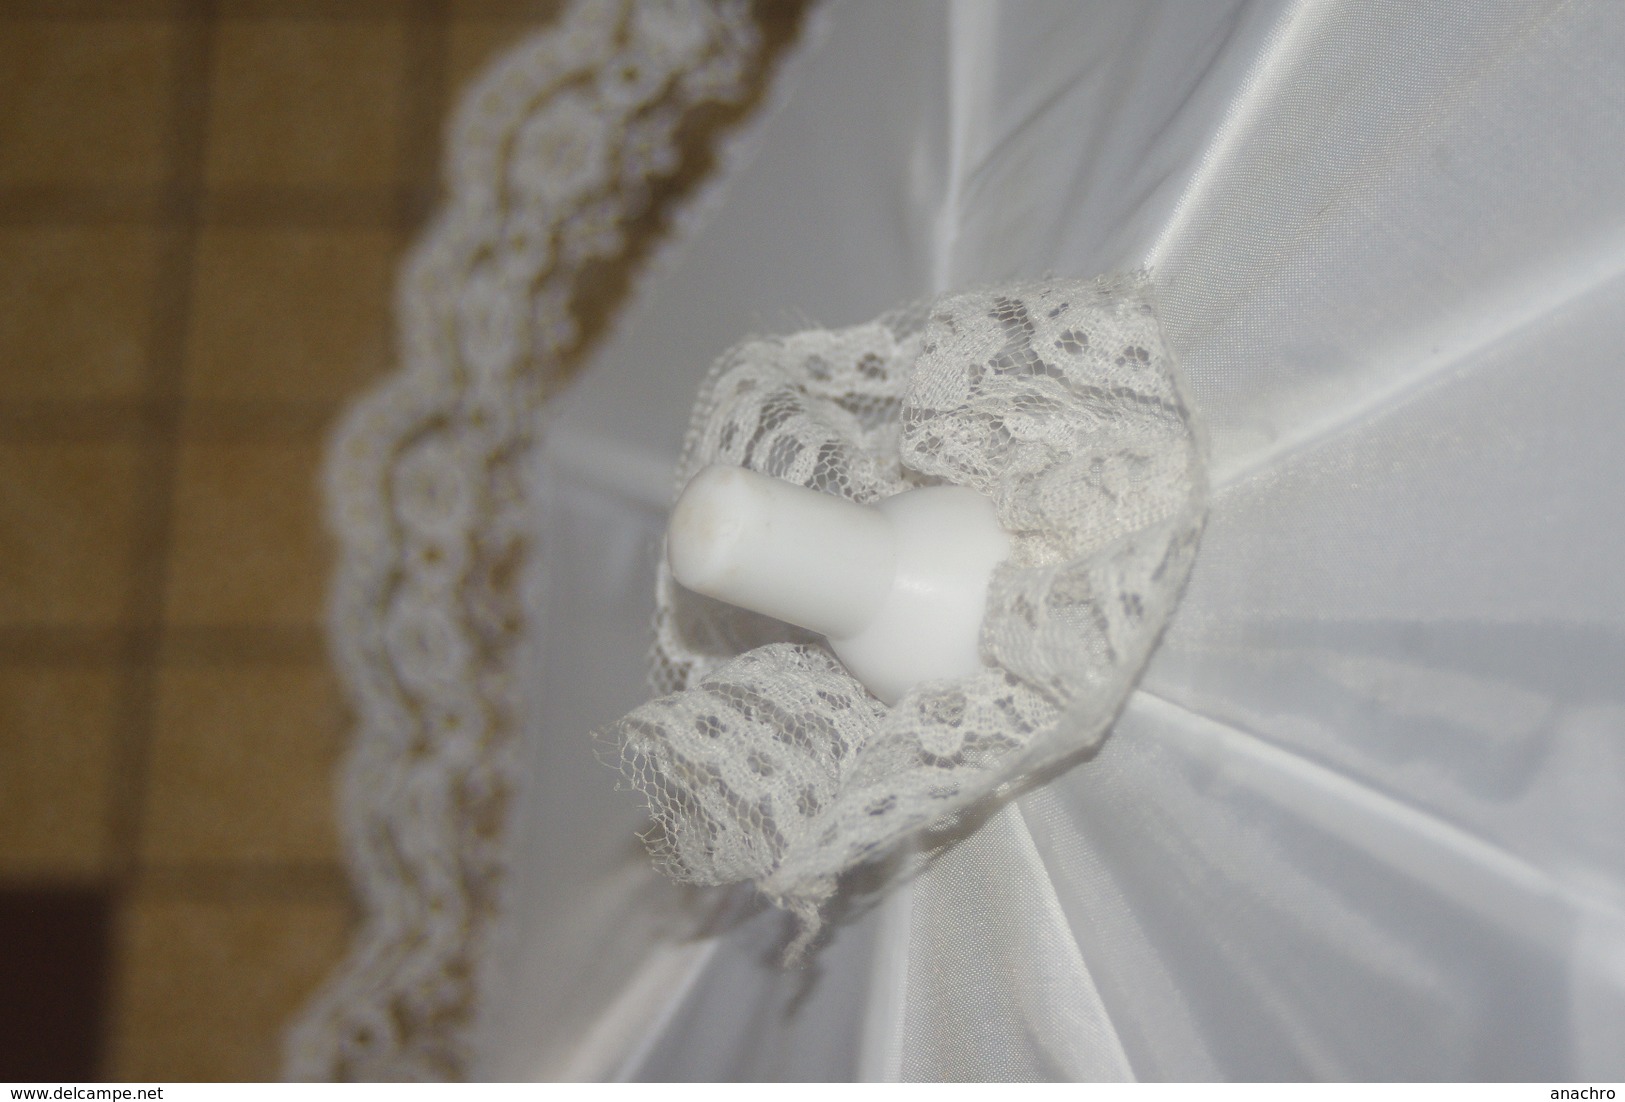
xmin=282 ymin=0 xmax=805 ymax=1079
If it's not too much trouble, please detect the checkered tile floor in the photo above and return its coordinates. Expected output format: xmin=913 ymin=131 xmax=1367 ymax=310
xmin=0 ymin=1 xmax=565 ymax=1080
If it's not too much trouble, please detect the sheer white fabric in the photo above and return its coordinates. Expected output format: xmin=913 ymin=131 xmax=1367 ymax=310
xmin=317 ymin=0 xmax=1625 ymax=1082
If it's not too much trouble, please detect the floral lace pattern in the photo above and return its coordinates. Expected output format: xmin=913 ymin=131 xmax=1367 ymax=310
xmin=613 ymin=276 xmax=1208 ymax=956
xmin=284 ymin=0 xmax=793 ymax=1080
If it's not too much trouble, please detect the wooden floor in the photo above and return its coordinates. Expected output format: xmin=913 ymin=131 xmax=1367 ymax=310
xmin=0 ymin=0 xmax=562 ymax=1081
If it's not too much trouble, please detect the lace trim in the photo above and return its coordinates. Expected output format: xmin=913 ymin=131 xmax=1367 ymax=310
xmin=283 ymin=0 xmax=806 ymax=1079
xmin=614 ymin=276 xmax=1208 ymax=957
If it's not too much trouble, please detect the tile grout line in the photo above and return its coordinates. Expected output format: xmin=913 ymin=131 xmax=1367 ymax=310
xmin=129 ymin=861 xmax=358 ymax=901
xmin=0 ymin=624 xmax=330 ymax=667
xmin=104 ymin=0 xmax=216 ymax=872
xmin=3 ymin=1 xmax=428 ymax=20
xmin=100 ymin=7 xmax=217 ymax=1070
xmin=0 ymin=184 xmax=412 ymax=229
xmin=0 ymin=398 xmax=344 ymax=443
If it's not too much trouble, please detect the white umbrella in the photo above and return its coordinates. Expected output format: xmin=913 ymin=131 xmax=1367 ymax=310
xmin=291 ymin=0 xmax=1625 ymax=1081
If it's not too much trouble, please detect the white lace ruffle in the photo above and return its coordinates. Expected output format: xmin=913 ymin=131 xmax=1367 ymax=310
xmin=612 ymin=276 xmax=1208 ymax=955
xmin=284 ymin=0 xmax=779 ymax=1080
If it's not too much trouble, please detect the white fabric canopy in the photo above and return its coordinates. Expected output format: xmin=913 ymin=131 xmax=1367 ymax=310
xmin=475 ymin=0 xmax=1625 ymax=1080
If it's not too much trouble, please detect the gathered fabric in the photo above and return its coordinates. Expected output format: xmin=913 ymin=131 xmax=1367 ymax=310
xmin=613 ymin=275 xmax=1207 ymax=950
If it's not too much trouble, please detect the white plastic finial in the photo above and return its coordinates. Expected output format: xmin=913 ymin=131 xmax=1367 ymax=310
xmin=667 ymin=465 xmax=1011 ymax=705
